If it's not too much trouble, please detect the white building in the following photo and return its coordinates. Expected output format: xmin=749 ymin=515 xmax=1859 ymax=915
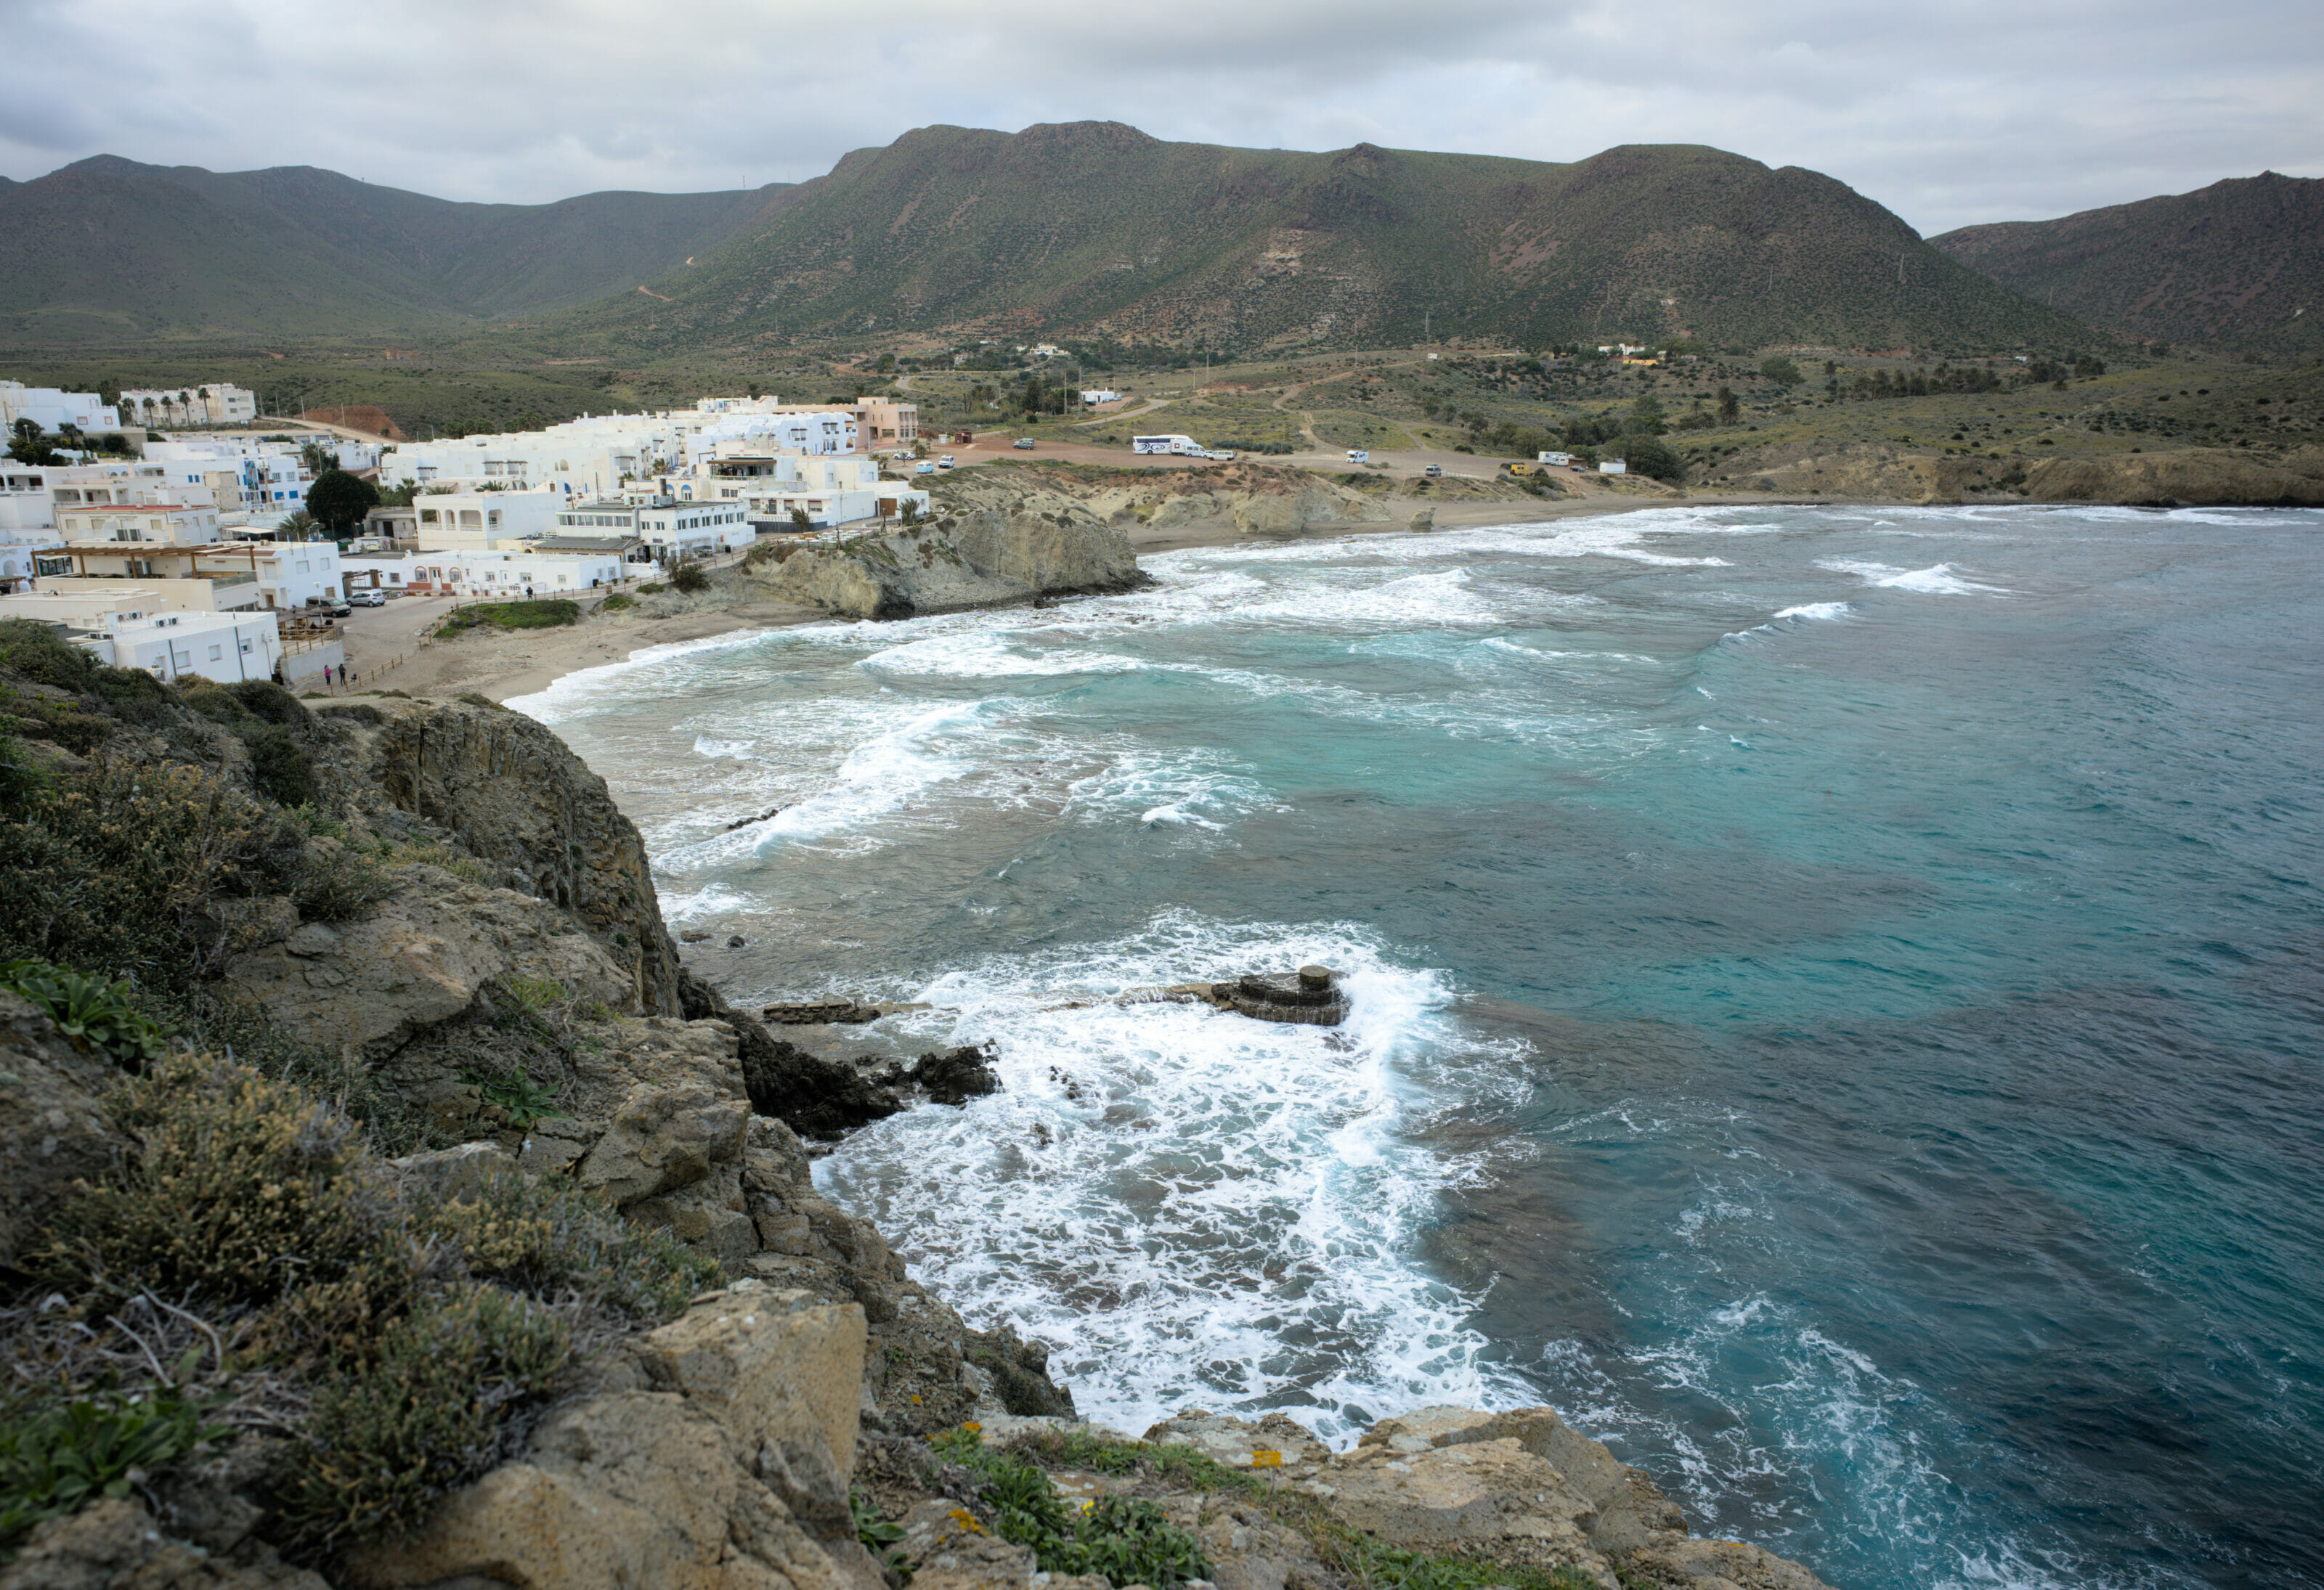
xmin=117 ymin=386 xmax=259 ymax=428
xmin=1598 ymin=457 xmax=1628 ymax=475
xmin=552 ymin=499 xmax=752 ymax=559
xmin=0 ymin=382 xmax=119 ymax=433
xmin=372 ymin=546 xmax=631 ymax=598
xmin=41 ymin=534 xmax=341 ymax=612
xmin=411 ymin=489 xmax=564 ymax=550
xmin=1081 ymin=390 xmax=1121 ymax=406
xmin=0 ymin=465 xmax=61 ymax=592
xmin=73 ymin=610 xmax=285 ymax=684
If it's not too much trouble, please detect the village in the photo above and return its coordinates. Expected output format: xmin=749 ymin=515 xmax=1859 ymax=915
xmin=0 ymin=380 xmax=940 ymax=688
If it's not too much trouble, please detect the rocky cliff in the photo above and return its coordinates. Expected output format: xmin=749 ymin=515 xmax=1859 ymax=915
xmin=0 ymin=637 xmax=1837 ymax=1590
xmin=753 ymin=509 xmax=1142 ymax=620
xmin=1702 ymin=439 xmax=2324 ymax=507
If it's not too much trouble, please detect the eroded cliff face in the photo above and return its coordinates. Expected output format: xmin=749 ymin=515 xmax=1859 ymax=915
xmin=311 ymin=696 xmax=684 ymax=1015
xmin=1710 ymin=439 xmax=2324 ymax=506
xmin=755 ymin=509 xmax=1142 ymax=620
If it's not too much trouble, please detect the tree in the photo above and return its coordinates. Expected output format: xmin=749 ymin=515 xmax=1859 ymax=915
xmin=7 ymin=419 xmax=61 ymax=466
xmin=1628 ymin=394 xmax=1667 ymax=435
xmin=306 ymin=468 xmax=380 ymax=533
xmin=1616 ymin=433 xmax=1683 ymax=482
xmin=789 ymin=506 xmax=813 ymax=534
xmin=375 ymin=478 xmax=421 ymax=508
xmin=299 ymin=440 xmax=338 ymax=477
xmin=1716 ymin=386 xmax=1741 ymax=424
xmin=1760 ymin=356 xmax=1804 ymax=388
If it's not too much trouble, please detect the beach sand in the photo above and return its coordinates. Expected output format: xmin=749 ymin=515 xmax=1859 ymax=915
xmin=335 ymin=490 xmax=1824 ymax=705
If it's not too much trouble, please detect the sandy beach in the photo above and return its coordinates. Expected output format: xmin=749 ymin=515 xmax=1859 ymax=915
xmin=330 ymin=489 xmax=1832 ymax=706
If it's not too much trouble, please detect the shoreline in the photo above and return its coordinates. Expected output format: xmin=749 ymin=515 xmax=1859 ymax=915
xmin=348 ymin=489 xmax=1866 ymax=706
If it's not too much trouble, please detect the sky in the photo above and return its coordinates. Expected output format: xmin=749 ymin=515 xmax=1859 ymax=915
xmin=3 ymin=0 xmax=2319 ymax=236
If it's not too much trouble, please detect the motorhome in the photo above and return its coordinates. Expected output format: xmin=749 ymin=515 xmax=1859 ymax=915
xmin=1133 ymin=435 xmax=1203 ymax=456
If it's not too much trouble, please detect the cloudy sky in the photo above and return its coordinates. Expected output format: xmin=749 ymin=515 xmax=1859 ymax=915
xmin=3 ymin=0 xmax=2317 ymax=235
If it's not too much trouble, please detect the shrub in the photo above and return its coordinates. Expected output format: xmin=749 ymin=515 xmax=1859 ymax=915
xmin=423 ymin=1171 xmax=720 ymax=1327
xmin=439 ymin=600 xmax=579 ymax=635
xmin=636 ymin=582 xmax=666 ymax=594
xmin=599 ymin=592 xmax=635 ymax=611
xmin=0 ymin=959 xmax=171 ymax=1067
xmin=927 ymin=1432 xmax=1211 ymax=1588
xmin=291 ymin=841 xmax=391 ymax=924
xmin=670 ymin=563 xmax=710 ymax=594
xmin=0 ymin=1390 xmax=228 ymax=1554
xmin=45 ymin=1055 xmax=388 ymax=1311
xmin=0 ymin=760 xmax=275 ymax=984
xmin=283 ymin=1284 xmax=572 ymax=1549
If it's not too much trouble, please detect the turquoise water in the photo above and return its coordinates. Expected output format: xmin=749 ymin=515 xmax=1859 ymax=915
xmin=513 ymin=505 xmax=2324 ymax=1590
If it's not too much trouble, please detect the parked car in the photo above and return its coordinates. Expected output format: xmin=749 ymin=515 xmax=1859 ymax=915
xmin=1013 ymin=438 xmax=1036 ymax=449
xmin=350 ymin=589 xmax=386 ymax=606
xmin=916 ymin=461 xmax=937 ymax=475
xmin=328 ymin=602 xmax=351 ymax=618
xmin=1346 ymin=449 xmax=1370 ymax=464
xmin=1422 ymin=464 xmax=1443 ymax=478
xmin=938 ymin=454 xmax=956 ymax=468
xmin=1206 ymin=449 xmax=1237 ymax=461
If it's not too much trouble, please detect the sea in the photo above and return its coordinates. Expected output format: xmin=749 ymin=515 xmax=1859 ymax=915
xmin=508 ymin=504 xmax=2324 ymax=1590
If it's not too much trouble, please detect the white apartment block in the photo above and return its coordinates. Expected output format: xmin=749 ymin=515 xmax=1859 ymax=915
xmin=670 ymin=451 xmax=927 ymax=530
xmin=73 ymin=611 xmax=283 ymax=685
xmin=353 ymin=547 xmax=630 ymax=598
xmin=410 ymin=490 xmax=564 ymax=550
xmin=117 ymin=386 xmax=259 ymax=428
xmin=0 ymin=382 xmax=120 ymax=433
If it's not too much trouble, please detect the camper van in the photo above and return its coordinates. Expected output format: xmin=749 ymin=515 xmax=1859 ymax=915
xmin=1346 ymin=449 xmax=1370 ymax=465
xmin=1133 ymin=435 xmax=1203 ymax=456
xmin=1537 ymin=451 xmax=1572 ymax=467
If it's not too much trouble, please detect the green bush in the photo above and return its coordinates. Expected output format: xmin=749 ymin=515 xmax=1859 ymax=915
xmin=0 ymin=760 xmax=280 ymax=984
xmin=0 ymin=959 xmax=171 ymax=1067
xmin=439 ymin=600 xmax=579 ymax=635
xmin=423 ymin=1171 xmax=720 ymax=1326
xmin=670 ymin=563 xmax=710 ymax=594
xmin=283 ymin=1285 xmax=572 ymax=1549
xmin=45 ymin=1054 xmax=387 ymax=1311
xmin=636 ymin=582 xmax=666 ymax=595
xmin=599 ymin=592 xmax=635 ymax=611
xmin=926 ymin=1432 xmax=1211 ymax=1588
xmin=291 ymin=841 xmax=391 ymax=924
xmin=0 ymin=1391 xmax=228 ymax=1554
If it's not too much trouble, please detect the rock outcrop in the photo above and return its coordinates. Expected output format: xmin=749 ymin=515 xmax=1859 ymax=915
xmin=0 ymin=990 xmax=130 ymax=1273
xmin=2021 ymin=446 xmax=2324 ymax=506
xmin=1127 ymin=1406 xmax=1832 ymax=1590
xmin=930 ymin=461 xmax=1397 ymax=542
xmin=754 ymin=510 xmax=1140 ymax=620
xmin=1706 ymin=439 xmax=2324 ymax=507
xmin=313 ymin=696 xmax=683 ymax=1014
xmin=342 ymin=1284 xmax=878 ymax=1590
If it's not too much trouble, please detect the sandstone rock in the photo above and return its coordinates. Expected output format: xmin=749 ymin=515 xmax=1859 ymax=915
xmin=344 ymin=1289 xmax=876 ymax=1590
xmin=224 ymin=870 xmax=638 ymax=1062
xmin=383 ymin=1139 xmax=517 ymax=1204
xmin=0 ymin=1496 xmax=328 ymax=1590
xmin=756 ymin=510 xmax=1139 ymax=621
xmin=0 ymin=991 xmax=129 ymax=1272
xmin=2023 ymin=447 xmax=2324 ymax=506
xmin=578 ymin=1079 xmax=749 ymax=1207
xmin=316 ymin=696 xmax=683 ymax=1013
xmin=1143 ymin=1408 xmax=1330 ymax=1472
xmin=1629 ymin=1536 xmax=1838 ymax=1590
xmin=895 ymin=1499 xmax=1041 ymax=1590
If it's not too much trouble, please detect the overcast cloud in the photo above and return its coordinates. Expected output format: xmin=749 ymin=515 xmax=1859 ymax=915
xmin=2 ymin=0 xmax=2317 ymax=235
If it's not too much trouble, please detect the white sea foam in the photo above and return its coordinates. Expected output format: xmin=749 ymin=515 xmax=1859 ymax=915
xmin=1817 ymin=559 xmax=2010 ymax=595
xmin=858 ymin=632 xmax=1150 ymax=680
xmin=814 ymin=912 xmax=1533 ymax=1443
xmin=504 ymin=626 xmax=779 ymax=724
xmin=1772 ymin=602 xmax=1853 ymax=621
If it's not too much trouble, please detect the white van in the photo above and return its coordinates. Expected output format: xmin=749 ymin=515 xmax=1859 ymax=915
xmin=1346 ymin=449 xmax=1370 ymax=465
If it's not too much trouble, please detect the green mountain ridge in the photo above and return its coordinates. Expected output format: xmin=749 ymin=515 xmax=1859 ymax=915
xmin=569 ymin=122 xmax=2097 ymax=356
xmin=1 ymin=127 xmax=2114 ymax=356
xmin=1930 ymin=173 xmax=2323 ymax=354
xmin=0 ymin=155 xmax=795 ymax=343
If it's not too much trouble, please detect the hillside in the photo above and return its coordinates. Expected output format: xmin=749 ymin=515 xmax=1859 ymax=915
xmin=0 ymin=155 xmax=796 ymax=343
xmin=1930 ymin=172 xmax=2323 ymax=355
xmin=2 ymin=128 xmax=2102 ymax=358
xmin=561 ymin=122 xmax=2098 ymax=356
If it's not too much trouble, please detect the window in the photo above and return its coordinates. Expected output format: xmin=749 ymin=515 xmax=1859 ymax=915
xmin=208 ymin=644 xmax=222 ymax=661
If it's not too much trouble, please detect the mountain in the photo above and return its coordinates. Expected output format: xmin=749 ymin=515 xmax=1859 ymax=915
xmin=0 ymin=155 xmax=795 ymax=343
xmin=558 ymin=122 xmax=2097 ymax=356
xmin=1930 ymin=173 xmax=2323 ymax=354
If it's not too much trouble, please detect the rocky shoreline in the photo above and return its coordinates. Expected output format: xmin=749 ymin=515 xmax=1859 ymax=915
xmin=0 ymin=634 xmax=1839 ymax=1588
